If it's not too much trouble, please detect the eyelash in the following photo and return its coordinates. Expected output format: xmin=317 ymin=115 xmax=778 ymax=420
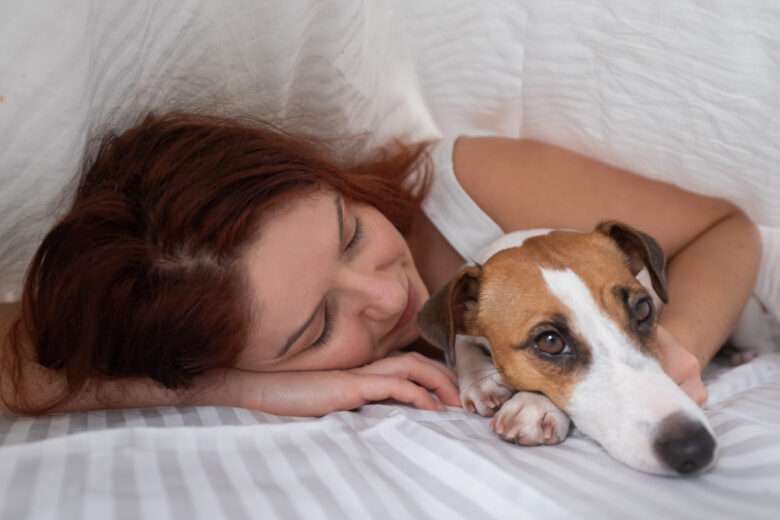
xmin=311 ymin=216 xmax=362 ymax=349
xmin=312 ymin=302 xmax=333 ymax=348
xmin=346 ymin=216 xmax=363 ymax=252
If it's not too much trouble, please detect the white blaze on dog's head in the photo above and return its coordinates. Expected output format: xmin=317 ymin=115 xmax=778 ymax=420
xmin=538 ymin=266 xmax=715 ymax=475
xmin=418 ymin=221 xmax=717 ymax=475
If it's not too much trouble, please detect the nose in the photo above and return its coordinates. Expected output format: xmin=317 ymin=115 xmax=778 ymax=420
xmin=653 ymin=412 xmax=716 ymax=475
xmin=341 ymin=268 xmax=407 ymax=322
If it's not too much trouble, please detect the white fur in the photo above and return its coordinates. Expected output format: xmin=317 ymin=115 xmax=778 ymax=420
xmin=454 ymin=336 xmax=513 ymax=416
xmin=455 ymin=335 xmax=572 ymax=444
xmin=540 ymin=267 xmax=715 ymax=474
xmin=490 ymin=391 xmax=571 ymax=445
xmin=731 ymin=295 xmax=777 ymax=356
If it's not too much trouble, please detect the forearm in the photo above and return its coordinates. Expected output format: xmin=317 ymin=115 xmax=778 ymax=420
xmin=1 ymin=358 xmax=238 ymax=415
xmin=2 ymin=307 xmax=235 ymax=414
xmin=55 ymin=375 xmax=215 ymax=413
xmin=658 ymin=210 xmax=761 ymax=367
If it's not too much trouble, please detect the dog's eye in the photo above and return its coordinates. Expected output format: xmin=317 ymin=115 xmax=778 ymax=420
xmin=534 ymin=331 xmax=567 ymax=355
xmin=633 ymin=297 xmax=653 ymax=323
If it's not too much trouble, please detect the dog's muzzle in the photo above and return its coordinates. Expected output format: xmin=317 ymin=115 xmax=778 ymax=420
xmin=654 ymin=412 xmax=717 ymax=475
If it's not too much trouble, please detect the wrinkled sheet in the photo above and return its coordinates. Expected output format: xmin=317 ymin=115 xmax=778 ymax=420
xmin=1 ymin=353 xmax=779 ymax=519
xmin=2 ymin=1 xmax=780 ymax=299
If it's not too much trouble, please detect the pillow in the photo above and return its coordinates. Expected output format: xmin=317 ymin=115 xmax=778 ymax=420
xmin=0 ymin=0 xmax=528 ymax=299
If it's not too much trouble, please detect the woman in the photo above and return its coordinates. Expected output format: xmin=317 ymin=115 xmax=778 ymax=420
xmin=0 ymin=112 xmax=760 ymax=416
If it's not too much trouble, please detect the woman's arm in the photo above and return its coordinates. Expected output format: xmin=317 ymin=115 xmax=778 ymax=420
xmin=2 ymin=359 xmax=458 ymax=415
xmin=1 ymin=300 xmax=191 ymax=411
xmin=1 ymin=352 xmax=459 ymax=416
xmin=452 ymin=137 xmax=760 ymax=384
xmin=2 ymin=302 xmax=458 ymax=414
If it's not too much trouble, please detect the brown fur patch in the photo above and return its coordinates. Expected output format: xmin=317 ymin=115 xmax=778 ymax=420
xmin=472 ymin=230 xmax=657 ymax=409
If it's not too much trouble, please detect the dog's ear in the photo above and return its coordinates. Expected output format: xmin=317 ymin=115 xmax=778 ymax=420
xmin=596 ymin=220 xmax=669 ymax=303
xmin=417 ymin=265 xmax=482 ymax=367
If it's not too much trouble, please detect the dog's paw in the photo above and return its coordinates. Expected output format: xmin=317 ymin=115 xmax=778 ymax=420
xmin=726 ymin=347 xmax=760 ymax=366
xmin=718 ymin=343 xmax=762 ymax=366
xmin=460 ymin=371 xmax=514 ymax=417
xmin=489 ymin=391 xmax=570 ymax=446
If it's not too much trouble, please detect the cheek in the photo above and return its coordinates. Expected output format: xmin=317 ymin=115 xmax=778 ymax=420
xmin=233 ymin=343 xmax=266 ymax=371
xmin=236 ymin=324 xmax=375 ymax=372
xmin=492 ymin=349 xmax=577 ymax=409
xmin=323 ymin=325 xmax=376 ymax=369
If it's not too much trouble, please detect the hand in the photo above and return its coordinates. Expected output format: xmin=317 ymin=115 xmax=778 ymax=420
xmin=655 ymin=325 xmax=708 ymax=406
xmin=192 ymin=352 xmax=460 ymax=417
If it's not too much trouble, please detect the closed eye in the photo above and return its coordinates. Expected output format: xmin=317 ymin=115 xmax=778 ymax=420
xmin=345 ymin=216 xmax=363 ymax=253
xmin=309 ymin=208 xmax=363 ymax=351
xmin=311 ymin=301 xmax=334 ymax=348
xmin=311 ymin=213 xmax=361 ymax=350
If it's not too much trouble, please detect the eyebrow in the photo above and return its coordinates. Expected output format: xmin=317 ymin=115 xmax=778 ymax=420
xmin=274 ymin=193 xmax=344 ymax=358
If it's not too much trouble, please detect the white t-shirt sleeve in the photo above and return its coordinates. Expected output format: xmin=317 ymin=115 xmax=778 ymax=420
xmin=422 ymin=136 xmax=504 ymax=261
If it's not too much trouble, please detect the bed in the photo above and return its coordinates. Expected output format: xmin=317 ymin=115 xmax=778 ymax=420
xmin=1 ymin=1 xmax=779 ymax=518
xmin=1 ymin=353 xmax=779 ymax=519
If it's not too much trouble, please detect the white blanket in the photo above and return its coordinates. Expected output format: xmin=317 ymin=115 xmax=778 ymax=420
xmin=1 ymin=0 xmax=780 ymax=299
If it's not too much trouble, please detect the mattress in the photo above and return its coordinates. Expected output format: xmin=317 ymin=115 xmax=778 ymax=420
xmin=1 ymin=353 xmax=779 ymax=519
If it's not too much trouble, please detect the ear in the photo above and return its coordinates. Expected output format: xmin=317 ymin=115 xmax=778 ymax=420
xmin=416 ymin=265 xmax=482 ymax=367
xmin=596 ymin=220 xmax=669 ymax=303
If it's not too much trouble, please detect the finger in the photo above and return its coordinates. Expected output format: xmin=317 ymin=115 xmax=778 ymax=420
xmin=357 ymin=375 xmax=443 ymax=411
xmin=410 ymin=352 xmax=458 ymax=386
xmin=390 ymin=351 xmax=457 ymax=384
xmin=681 ymin=378 xmax=708 ymax=406
xmin=356 ymin=354 xmax=460 ymax=406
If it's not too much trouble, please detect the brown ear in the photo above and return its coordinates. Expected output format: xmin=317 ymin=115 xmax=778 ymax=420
xmin=416 ymin=265 xmax=482 ymax=367
xmin=596 ymin=220 xmax=669 ymax=303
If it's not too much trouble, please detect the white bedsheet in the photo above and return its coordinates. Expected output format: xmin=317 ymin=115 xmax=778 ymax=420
xmin=1 ymin=353 xmax=779 ymax=519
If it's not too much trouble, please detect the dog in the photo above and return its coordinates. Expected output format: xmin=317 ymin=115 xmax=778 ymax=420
xmin=418 ymin=221 xmax=737 ymax=476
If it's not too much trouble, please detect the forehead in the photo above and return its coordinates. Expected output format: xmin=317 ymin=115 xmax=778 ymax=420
xmin=477 ymin=231 xmax=636 ymax=330
xmin=241 ymin=190 xmax=337 ymax=345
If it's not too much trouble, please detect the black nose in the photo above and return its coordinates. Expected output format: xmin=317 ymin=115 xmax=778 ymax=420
xmin=654 ymin=412 xmax=716 ymax=475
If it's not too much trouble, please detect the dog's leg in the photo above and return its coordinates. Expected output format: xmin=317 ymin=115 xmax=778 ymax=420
xmin=726 ymin=294 xmax=777 ymax=364
xmin=490 ymin=391 xmax=571 ymax=446
xmin=455 ymin=336 xmax=514 ymax=417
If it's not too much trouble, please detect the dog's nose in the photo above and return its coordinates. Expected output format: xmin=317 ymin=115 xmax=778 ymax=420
xmin=653 ymin=412 xmax=716 ymax=475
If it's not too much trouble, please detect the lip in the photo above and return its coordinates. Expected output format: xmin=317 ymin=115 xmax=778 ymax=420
xmin=391 ymin=278 xmax=419 ymax=337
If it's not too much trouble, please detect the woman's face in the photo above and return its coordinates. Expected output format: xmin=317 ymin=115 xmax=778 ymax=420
xmin=236 ymin=189 xmax=429 ymax=372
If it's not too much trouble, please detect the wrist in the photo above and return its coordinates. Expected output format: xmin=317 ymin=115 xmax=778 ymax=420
xmin=657 ymin=319 xmax=702 ymax=368
xmin=185 ymin=368 xmax=247 ymax=408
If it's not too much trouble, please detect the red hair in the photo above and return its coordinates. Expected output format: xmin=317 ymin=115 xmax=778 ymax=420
xmin=4 ymin=112 xmax=430 ymax=414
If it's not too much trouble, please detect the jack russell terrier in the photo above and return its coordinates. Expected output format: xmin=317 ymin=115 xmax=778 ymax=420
xmin=418 ymin=221 xmax=770 ymax=476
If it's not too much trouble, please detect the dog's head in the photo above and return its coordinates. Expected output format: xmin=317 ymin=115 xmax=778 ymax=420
xmin=418 ymin=221 xmax=717 ymax=475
